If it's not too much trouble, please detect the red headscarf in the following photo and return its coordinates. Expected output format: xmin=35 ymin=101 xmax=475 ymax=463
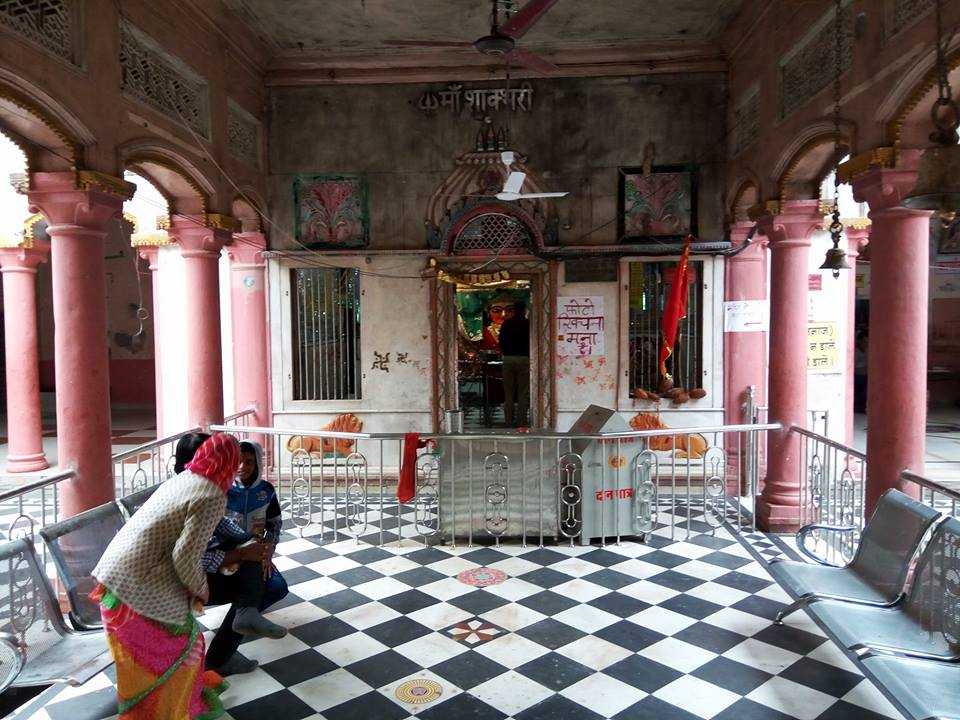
xmin=185 ymin=433 xmax=241 ymax=493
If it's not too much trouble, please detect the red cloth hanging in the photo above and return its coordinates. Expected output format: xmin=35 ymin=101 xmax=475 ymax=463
xmin=658 ymin=235 xmax=694 ymax=380
xmin=398 ymin=432 xmax=428 ymax=503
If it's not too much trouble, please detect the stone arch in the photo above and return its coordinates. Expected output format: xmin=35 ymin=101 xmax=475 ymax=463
xmin=231 ymin=188 xmax=265 ymax=233
xmin=879 ymin=37 xmax=960 ymax=149
xmin=117 ymin=139 xmax=217 ymax=217
xmin=728 ymin=172 xmax=761 ymax=222
xmin=0 ymin=73 xmax=91 ymax=172
xmin=773 ymin=120 xmax=854 ymax=202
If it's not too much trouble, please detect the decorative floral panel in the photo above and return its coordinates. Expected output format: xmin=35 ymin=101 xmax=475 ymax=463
xmin=0 ymin=0 xmax=78 ymax=65
xmin=779 ymin=3 xmax=853 ymax=118
xmin=730 ymin=86 xmax=760 ymax=158
xmin=227 ymin=100 xmax=260 ymax=168
xmin=889 ymin=0 xmax=934 ymax=36
xmin=119 ymin=21 xmax=210 ymax=139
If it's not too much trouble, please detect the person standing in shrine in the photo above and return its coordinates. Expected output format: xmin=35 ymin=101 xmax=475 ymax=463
xmin=499 ymin=300 xmax=530 ymax=426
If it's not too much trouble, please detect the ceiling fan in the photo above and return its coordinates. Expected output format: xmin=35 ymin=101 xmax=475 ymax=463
xmin=496 ymin=151 xmax=568 ymax=201
xmin=383 ymin=0 xmax=560 ymax=75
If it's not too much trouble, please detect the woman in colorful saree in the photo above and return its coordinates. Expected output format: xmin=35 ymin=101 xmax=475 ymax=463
xmin=92 ymin=433 xmax=242 ymax=720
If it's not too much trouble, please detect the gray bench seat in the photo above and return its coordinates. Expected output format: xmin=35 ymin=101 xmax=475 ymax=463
xmin=772 ymin=490 xmax=939 ymax=624
xmin=0 ymin=537 xmax=112 ymax=688
xmin=806 ymin=516 xmax=960 ymax=662
xmin=862 ymin=654 xmax=960 ymax=720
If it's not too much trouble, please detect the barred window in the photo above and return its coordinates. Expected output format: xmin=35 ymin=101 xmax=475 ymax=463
xmin=291 ymin=268 xmax=361 ymax=401
xmin=628 ymin=261 xmax=704 ymax=393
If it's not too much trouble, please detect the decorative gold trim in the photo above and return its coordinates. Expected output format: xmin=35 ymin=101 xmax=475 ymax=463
xmin=837 ymin=147 xmax=896 ymax=184
xmin=75 ymin=170 xmax=136 ymax=199
xmin=887 ymin=46 xmax=960 ymax=148
xmin=130 ymin=231 xmax=172 ymax=248
xmin=205 ymin=213 xmax=241 ymax=232
xmin=747 ymin=201 xmax=781 ymax=220
xmin=121 ymin=212 xmax=138 ymax=234
xmin=818 ymin=199 xmax=835 ymax=215
xmin=0 ymin=83 xmax=81 ymax=169
xmin=156 ymin=215 xmax=170 ymax=231
xmin=842 ymin=217 xmax=871 ymax=230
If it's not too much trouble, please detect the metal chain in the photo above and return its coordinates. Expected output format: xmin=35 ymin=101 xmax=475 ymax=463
xmin=930 ymin=0 xmax=959 ymax=143
xmin=935 ymin=0 xmax=951 ymax=103
xmin=829 ymin=0 xmax=844 ymax=246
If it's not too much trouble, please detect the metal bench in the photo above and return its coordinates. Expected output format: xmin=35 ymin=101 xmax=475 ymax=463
xmin=806 ymin=516 xmax=960 ymax=662
xmin=0 ymin=537 xmax=111 ymax=687
xmin=116 ymin=484 xmax=159 ymax=519
xmin=771 ymin=489 xmax=940 ymax=624
xmin=39 ymin=502 xmax=126 ymax=631
xmin=861 ymin=654 xmax=960 ymax=720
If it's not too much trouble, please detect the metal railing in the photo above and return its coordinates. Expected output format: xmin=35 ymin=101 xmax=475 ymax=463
xmin=112 ymin=426 xmax=202 ymax=498
xmin=211 ymin=421 xmax=780 ymax=549
xmin=793 ymin=426 xmax=868 ymax=565
xmin=0 ymin=470 xmax=75 ymax=545
xmin=792 ymin=427 xmax=960 ymax=566
xmin=222 ymin=407 xmax=256 ymax=428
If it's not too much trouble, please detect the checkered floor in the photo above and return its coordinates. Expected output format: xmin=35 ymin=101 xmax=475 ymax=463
xmin=12 ymin=502 xmax=905 ymax=720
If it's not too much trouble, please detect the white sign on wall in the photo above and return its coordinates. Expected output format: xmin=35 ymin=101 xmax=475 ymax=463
xmin=557 ymin=296 xmax=604 ymax=356
xmin=723 ymin=300 xmax=768 ymax=332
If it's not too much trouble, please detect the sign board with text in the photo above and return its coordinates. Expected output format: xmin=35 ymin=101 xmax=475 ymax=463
xmin=807 ymin=321 xmax=839 ymax=373
xmin=723 ymin=300 xmax=768 ymax=332
xmin=557 ymin=296 xmax=605 ymax=356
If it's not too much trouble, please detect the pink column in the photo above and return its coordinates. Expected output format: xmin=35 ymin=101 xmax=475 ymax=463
xmin=755 ymin=200 xmax=823 ymax=532
xmin=852 ymin=154 xmax=930 ymax=514
xmin=0 ymin=244 xmax=49 ymax=472
xmin=228 ymin=232 xmax=271 ymax=442
xmin=843 ymin=223 xmax=870 ymax=447
xmin=724 ymin=220 xmax=768 ymax=493
xmin=28 ymin=172 xmax=132 ymax=516
xmin=136 ymin=245 xmax=164 ymax=436
xmin=168 ymin=216 xmax=230 ymax=428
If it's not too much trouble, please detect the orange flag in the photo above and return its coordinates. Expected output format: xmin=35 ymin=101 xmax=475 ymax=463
xmin=658 ymin=235 xmax=693 ymax=381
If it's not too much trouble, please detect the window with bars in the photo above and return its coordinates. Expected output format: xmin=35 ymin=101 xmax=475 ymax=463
xmin=291 ymin=268 xmax=361 ymax=401
xmin=628 ymin=260 xmax=704 ymax=393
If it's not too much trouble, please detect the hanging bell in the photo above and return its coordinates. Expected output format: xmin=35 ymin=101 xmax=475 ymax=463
xmin=819 ymin=245 xmax=851 ymax=278
xmin=903 ymin=142 xmax=960 ymax=226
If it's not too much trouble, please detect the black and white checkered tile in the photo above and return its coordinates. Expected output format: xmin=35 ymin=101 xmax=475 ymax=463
xmin=12 ymin=502 xmax=903 ymax=720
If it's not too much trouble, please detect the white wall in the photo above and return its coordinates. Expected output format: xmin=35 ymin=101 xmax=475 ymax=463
xmin=268 ymin=254 xmax=434 ymax=435
xmin=557 ymin=256 xmax=725 ymax=433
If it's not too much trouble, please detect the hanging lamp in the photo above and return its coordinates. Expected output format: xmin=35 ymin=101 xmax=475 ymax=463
xmin=903 ymin=0 xmax=960 ymax=226
xmin=819 ymin=0 xmax=851 ymax=278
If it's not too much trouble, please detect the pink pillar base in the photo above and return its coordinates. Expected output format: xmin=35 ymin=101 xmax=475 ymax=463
xmin=5 ymin=451 xmax=50 ymax=473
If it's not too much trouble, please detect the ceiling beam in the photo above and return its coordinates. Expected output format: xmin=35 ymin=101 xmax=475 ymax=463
xmin=265 ymin=42 xmax=727 ymax=86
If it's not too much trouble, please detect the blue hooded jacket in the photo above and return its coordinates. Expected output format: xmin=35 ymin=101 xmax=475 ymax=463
xmin=225 ymin=440 xmax=283 ymax=544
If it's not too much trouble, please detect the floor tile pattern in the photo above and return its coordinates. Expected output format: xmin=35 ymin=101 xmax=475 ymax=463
xmin=13 ymin=501 xmax=903 ymax=720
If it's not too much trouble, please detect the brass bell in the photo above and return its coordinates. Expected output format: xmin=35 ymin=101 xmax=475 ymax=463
xmin=819 ymin=245 xmax=851 ymax=279
xmin=903 ymin=143 xmax=960 ymax=226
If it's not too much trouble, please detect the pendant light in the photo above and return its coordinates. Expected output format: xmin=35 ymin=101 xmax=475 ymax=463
xmin=820 ymin=0 xmax=851 ymax=278
xmin=903 ymin=0 xmax=960 ymax=226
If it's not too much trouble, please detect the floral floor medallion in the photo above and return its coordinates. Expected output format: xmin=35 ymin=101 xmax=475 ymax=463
xmin=457 ymin=566 xmax=507 ymax=587
xmin=442 ymin=617 xmax=507 ymax=646
xmin=395 ymin=678 xmax=443 ymax=704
